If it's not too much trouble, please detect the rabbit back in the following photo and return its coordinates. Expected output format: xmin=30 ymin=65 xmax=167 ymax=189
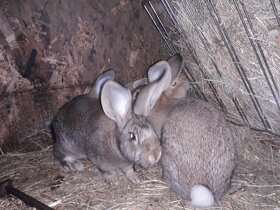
xmin=52 ymin=95 xmax=106 ymax=170
xmin=158 ymin=98 xmax=237 ymax=200
xmin=53 ymin=94 xmax=134 ymax=177
xmin=144 ymin=54 xmax=236 ymax=204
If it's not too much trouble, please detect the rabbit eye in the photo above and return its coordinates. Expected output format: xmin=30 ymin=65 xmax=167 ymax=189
xmin=172 ymin=81 xmax=177 ymax=87
xmin=129 ymin=132 xmax=136 ymax=141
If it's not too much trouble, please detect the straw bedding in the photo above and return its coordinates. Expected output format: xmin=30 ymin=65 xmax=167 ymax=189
xmin=0 ymin=128 xmax=280 ymax=209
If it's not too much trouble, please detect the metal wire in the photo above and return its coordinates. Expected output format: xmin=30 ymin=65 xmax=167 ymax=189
xmin=143 ymin=0 xmax=280 ymax=136
xmin=160 ymin=0 xmax=228 ymax=112
xmin=142 ymin=1 xmax=176 ymax=53
xmin=234 ymin=0 xmax=280 ymax=126
xmin=142 ymin=0 xmax=209 ymax=102
xmin=271 ymin=0 xmax=280 ymax=28
xmin=238 ymin=0 xmax=280 ymax=110
xmin=232 ymin=97 xmax=250 ymax=126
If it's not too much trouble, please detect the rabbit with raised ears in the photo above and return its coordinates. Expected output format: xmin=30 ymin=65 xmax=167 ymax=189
xmin=143 ymin=54 xmax=237 ymax=207
xmin=51 ymin=70 xmax=165 ymax=184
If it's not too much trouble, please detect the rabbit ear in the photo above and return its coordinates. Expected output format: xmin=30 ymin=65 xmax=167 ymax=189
xmin=101 ymin=80 xmax=132 ymax=128
xmin=148 ymin=61 xmax=173 ymax=92
xmin=165 ymin=53 xmax=190 ymax=99
xmin=134 ymin=61 xmax=172 ymax=116
xmin=167 ymin=53 xmax=184 ymax=86
xmin=88 ymin=69 xmax=116 ymax=98
xmin=125 ymin=78 xmax=148 ymax=91
xmin=132 ymin=78 xmax=149 ymax=89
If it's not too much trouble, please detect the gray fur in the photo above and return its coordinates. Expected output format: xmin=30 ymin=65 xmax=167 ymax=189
xmin=146 ymin=54 xmax=237 ymax=202
xmin=52 ymin=76 xmax=163 ymax=184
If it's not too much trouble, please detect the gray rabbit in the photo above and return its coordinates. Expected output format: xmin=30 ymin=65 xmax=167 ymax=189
xmin=51 ymin=70 xmax=165 ymax=184
xmin=139 ymin=54 xmax=237 ymax=206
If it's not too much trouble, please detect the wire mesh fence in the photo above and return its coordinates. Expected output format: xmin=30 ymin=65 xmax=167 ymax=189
xmin=143 ymin=0 xmax=280 ymax=136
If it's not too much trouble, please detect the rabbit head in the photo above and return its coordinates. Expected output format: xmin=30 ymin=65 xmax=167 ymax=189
xmin=87 ymin=69 xmax=116 ymax=98
xmin=101 ymin=72 xmax=170 ymax=168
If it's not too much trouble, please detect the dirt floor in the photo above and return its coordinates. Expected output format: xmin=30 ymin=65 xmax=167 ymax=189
xmin=1 ymin=129 xmax=280 ymax=210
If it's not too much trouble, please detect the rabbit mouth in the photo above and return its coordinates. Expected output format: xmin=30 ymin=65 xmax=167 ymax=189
xmin=138 ymin=161 xmax=151 ymax=169
xmin=136 ymin=147 xmax=162 ymax=168
xmin=135 ymin=157 xmax=150 ymax=169
xmin=137 ymin=155 xmax=161 ymax=169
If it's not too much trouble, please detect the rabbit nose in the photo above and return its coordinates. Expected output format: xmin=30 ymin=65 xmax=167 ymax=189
xmin=148 ymin=148 xmax=162 ymax=164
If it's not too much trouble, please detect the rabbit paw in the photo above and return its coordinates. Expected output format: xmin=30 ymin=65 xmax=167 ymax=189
xmin=125 ymin=168 xmax=140 ymax=184
xmin=62 ymin=159 xmax=84 ymax=172
xmin=103 ymin=172 xmax=119 ymax=185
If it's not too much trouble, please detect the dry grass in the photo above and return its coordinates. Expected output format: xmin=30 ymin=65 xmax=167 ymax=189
xmin=170 ymin=0 xmax=280 ymax=135
xmin=0 ymin=129 xmax=280 ymax=210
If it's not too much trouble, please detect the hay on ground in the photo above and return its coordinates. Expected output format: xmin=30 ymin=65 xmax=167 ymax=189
xmin=0 ymin=129 xmax=280 ymax=209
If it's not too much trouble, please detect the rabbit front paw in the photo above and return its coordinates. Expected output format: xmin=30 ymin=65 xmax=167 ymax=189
xmin=102 ymin=172 xmax=119 ymax=185
xmin=125 ymin=168 xmax=140 ymax=184
xmin=61 ymin=159 xmax=84 ymax=172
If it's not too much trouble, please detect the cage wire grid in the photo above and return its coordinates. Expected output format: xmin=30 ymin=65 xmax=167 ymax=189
xmin=143 ymin=0 xmax=280 ymax=136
